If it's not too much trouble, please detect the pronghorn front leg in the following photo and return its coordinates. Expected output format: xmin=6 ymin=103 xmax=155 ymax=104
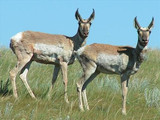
xmin=77 ymin=75 xmax=85 ymax=111
xmin=59 ymin=58 xmax=69 ymax=103
xmin=77 ymin=60 xmax=98 ymax=111
xmin=121 ymin=74 xmax=130 ymax=115
xmin=82 ymin=71 xmax=99 ymax=110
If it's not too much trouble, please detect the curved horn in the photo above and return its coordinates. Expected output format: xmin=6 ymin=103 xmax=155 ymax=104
xmin=75 ymin=8 xmax=83 ymax=22
xmin=134 ymin=17 xmax=141 ymax=29
xmin=88 ymin=9 xmax=95 ymax=22
xmin=148 ymin=17 xmax=154 ymax=29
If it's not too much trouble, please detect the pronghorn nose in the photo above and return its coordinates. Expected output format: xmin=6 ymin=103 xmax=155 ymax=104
xmin=84 ymin=32 xmax=89 ymax=36
xmin=142 ymin=39 xmax=149 ymax=45
xmin=142 ymin=39 xmax=148 ymax=42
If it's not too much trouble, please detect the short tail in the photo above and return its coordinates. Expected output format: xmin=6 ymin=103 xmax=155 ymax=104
xmin=10 ymin=39 xmax=16 ymax=54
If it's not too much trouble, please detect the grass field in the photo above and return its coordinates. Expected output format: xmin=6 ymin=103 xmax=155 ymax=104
xmin=0 ymin=47 xmax=160 ymax=120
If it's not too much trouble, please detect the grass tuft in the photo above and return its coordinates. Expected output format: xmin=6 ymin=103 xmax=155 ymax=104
xmin=144 ymin=87 xmax=160 ymax=107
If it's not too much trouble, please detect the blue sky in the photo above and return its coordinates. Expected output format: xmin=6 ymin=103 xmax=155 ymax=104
xmin=0 ymin=0 xmax=160 ymax=48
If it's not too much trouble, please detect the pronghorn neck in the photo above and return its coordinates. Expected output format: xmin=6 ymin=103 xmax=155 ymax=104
xmin=135 ymin=38 xmax=147 ymax=62
xmin=71 ymin=30 xmax=87 ymax=51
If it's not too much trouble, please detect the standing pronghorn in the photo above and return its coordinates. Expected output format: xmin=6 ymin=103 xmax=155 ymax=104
xmin=76 ymin=17 xmax=154 ymax=115
xmin=9 ymin=9 xmax=95 ymax=103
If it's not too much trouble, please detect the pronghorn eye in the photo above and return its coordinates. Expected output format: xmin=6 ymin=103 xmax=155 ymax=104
xmin=89 ymin=22 xmax=92 ymax=26
xmin=149 ymin=31 xmax=151 ymax=34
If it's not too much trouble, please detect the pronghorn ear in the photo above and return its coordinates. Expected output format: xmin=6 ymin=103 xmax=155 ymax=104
xmin=88 ymin=9 xmax=95 ymax=22
xmin=75 ymin=8 xmax=82 ymax=22
xmin=134 ymin=17 xmax=141 ymax=30
xmin=148 ymin=17 xmax=154 ymax=30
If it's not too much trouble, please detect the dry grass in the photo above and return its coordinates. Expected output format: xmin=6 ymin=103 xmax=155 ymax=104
xmin=0 ymin=48 xmax=160 ymax=120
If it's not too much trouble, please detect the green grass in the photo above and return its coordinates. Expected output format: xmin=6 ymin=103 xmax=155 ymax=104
xmin=0 ymin=48 xmax=160 ymax=120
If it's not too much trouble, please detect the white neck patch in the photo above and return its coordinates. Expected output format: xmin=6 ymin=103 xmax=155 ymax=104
xmin=138 ymin=43 xmax=147 ymax=50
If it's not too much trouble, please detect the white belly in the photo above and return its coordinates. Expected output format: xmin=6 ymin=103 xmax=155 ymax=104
xmin=96 ymin=53 xmax=129 ymax=74
xmin=33 ymin=43 xmax=72 ymax=63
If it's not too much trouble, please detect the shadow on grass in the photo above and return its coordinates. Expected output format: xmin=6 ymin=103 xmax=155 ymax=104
xmin=0 ymin=79 xmax=12 ymax=96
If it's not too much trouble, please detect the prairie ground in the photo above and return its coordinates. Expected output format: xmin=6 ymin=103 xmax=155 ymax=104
xmin=0 ymin=48 xmax=160 ymax=120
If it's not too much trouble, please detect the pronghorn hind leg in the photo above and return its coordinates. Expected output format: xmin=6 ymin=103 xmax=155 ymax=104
xmin=10 ymin=61 xmax=21 ymax=99
xmin=19 ymin=60 xmax=36 ymax=99
xmin=59 ymin=60 xmax=69 ymax=103
xmin=9 ymin=55 xmax=32 ymax=99
xmin=48 ymin=65 xmax=60 ymax=99
xmin=121 ymin=74 xmax=130 ymax=115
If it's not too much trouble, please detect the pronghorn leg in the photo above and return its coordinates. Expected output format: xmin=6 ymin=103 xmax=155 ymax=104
xmin=10 ymin=61 xmax=21 ymax=98
xmin=77 ymin=60 xmax=97 ymax=111
xmin=9 ymin=55 xmax=32 ymax=99
xmin=121 ymin=74 xmax=130 ymax=115
xmin=77 ymin=75 xmax=85 ymax=111
xmin=60 ymin=60 xmax=69 ymax=103
xmin=48 ymin=65 xmax=60 ymax=98
xmin=82 ymin=71 xmax=99 ymax=110
xmin=82 ymin=90 xmax=88 ymax=110
xmin=19 ymin=61 xmax=36 ymax=99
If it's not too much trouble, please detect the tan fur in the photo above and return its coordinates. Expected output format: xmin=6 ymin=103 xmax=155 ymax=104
xmin=9 ymin=9 xmax=95 ymax=103
xmin=76 ymin=17 xmax=154 ymax=115
xmin=82 ymin=43 xmax=132 ymax=61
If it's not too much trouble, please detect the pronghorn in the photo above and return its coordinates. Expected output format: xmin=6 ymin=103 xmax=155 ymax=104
xmin=9 ymin=9 xmax=95 ymax=103
xmin=76 ymin=17 xmax=154 ymax=115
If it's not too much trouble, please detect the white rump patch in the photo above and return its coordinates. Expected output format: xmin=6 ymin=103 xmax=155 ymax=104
xmin=11 ymin=32 xmax=23 ymax=42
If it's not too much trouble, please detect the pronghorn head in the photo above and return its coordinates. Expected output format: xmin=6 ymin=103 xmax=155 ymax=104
xmin=134 ymin=17 xmax=154 ymax=47
xmin=75 ymin=9 xmax=95 ymax=38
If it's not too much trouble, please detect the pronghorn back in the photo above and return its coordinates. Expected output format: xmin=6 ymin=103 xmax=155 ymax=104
xmin=77 ymin=44 xmax=135 ymax=73
xmin=10 ymin=31 xmax=74 ymax=64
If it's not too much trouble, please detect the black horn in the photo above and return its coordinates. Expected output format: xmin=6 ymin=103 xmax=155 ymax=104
xmin=134 ymin=17 xmax=141 ymax=29
xmin=88 ymin=9 xmax=95 ymax=22
xmin=75 ymin=8 xmax=83 ymax=22
xmin=148 ymin=17 xmax=154 ymax=29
